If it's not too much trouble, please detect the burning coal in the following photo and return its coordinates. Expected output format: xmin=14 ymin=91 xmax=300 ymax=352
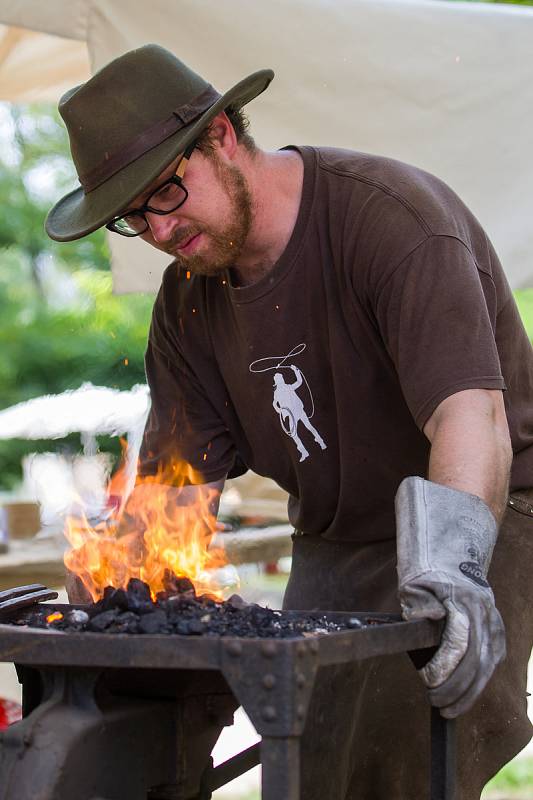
xmin=16 ymin=572 xmax=363 ymax=638
xmin=63 ymin=455 xmax=229 ymax=603
xmin=52 ymin=449 xmax=368 ymax=639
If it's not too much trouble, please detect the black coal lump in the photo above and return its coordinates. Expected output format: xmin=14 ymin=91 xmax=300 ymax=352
xmin=163 ymin=570 xmax=196 ymax=596
xmin=98 ymin=587 xmax=129 ymax=612
xmin=114 ymin=611 xmax=140 ymax=633
xmin=138 ymin=609 xmax=168 ymax=634
xmin=126 ymin=578 xmax=152 ymax=603
xmin=125 ymin=578 xmax=155 ymax=614
xmin=175 ymin=619 xmax=192 ymax=635
xmin=87 ymin=609 xmax=121 ymax=632
xmin=187 ymin=619 xmax=204 ymax=635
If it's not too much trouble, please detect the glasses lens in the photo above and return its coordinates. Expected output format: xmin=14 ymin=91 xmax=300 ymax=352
xmin=148 ymin=180 xmax=187 ymax=212
xmin=112 ymin=214 xmax=148 ymax=236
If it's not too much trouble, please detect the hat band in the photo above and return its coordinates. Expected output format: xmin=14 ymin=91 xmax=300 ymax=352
xmin=79 ymin=84 xmax=222 ymax=194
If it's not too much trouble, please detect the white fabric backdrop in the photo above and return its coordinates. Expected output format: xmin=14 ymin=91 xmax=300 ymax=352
xmin=0 ymin=25 xmax=89 ymax=101
xmin=0 ymin=0 xmax=532 ymax=292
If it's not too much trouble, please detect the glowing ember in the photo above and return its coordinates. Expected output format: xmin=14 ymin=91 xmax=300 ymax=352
xmin=46 ymin=612 xmax=64 ymax=624
xmin=64 ymin=456 xmax=229 ymax=603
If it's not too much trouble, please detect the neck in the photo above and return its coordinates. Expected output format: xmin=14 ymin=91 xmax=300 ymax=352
xmin=231 ymin=147 xmax=304 ymax=286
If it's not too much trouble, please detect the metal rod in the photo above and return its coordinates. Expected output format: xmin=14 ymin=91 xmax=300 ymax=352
xmin=0 ymin=589 xmax=58 ymax=617
xmin=430 ymin=707 xmax=456 ymax=800
xmin=261 ymin=737 xmax=300 ymax=800
xmin=206 ymin=742 xmax=261 ymax=792
xmin=0 ymin=584 xmax=50 ymax=603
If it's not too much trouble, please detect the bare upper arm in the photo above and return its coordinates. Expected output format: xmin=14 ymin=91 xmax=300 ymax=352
xmin=423 ymin=388 xmax=510 ymax=444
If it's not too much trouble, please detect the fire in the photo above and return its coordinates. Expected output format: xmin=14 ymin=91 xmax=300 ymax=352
xmin=46 ymin=612 xmax=64 ymax=624
xmin=64 ymin=455 xmax=229 ymax=603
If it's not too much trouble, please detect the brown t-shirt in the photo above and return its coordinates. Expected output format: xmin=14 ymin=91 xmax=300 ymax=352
xmin=139 ymin=146 xmax=533 ymax=542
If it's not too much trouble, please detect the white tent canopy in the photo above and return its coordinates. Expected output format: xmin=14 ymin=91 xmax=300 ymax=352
xmin=0 ymin=383 xmax=150 ymax=440
xmin=0 ymin=0 xmax=532 ymax=292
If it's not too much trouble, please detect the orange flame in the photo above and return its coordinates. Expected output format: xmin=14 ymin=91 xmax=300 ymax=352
xmin=64 ymin=454 xmax=228 ymax=603
xmin=46 ymin=612 xmax=64 ymax=624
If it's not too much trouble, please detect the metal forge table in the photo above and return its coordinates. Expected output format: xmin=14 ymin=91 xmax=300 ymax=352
xmin=0 ymin=606 xmax=453 ymax=800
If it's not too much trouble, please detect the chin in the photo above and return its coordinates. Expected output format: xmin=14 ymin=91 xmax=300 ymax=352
xmin=175 ymin=243 xmax=241 ymax=277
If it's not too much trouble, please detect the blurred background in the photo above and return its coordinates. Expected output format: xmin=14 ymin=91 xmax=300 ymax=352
xmin=0 ymin=0 xmax=532 ymax=797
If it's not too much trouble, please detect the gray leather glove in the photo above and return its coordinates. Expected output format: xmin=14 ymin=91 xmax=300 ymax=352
xmin=395 ymin=476 xmax=506 ymax=718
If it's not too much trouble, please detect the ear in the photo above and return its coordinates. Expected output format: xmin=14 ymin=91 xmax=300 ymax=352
xmin=207 ymin=111 xmax=238 ymax=161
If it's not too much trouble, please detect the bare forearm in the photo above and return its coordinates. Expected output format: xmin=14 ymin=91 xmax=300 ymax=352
xmin=424 ymin=389 xmax=512 ymax=522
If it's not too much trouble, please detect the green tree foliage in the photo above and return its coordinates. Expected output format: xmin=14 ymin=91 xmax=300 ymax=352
xmin=515 ymin=290 xmax=533 ymax=338
xmin=0 ymin=103 xmax=153 ymax=488
xmin=0 ymin=105 xmax=109 ymax=280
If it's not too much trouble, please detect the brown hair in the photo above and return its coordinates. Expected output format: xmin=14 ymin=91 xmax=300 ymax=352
xmin=195 ymin=105 xmax=256 ymax=154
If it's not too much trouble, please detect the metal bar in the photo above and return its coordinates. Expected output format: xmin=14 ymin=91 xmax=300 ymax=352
xmin=430 ymin=707 xmax=456 ymax=800
xmin=0 ymin=589 xmax=58 ymax=616
xmin=261 ymin=737 xmax=300 ymax=800
xmin=316 ymin=618 xmax=443 ymax=668
xmin=0 ymin=584 xmax=52 ymax=603
xmin=0 ymin=614 xmax=442 ymax=671
xmin=206 ymin=742 xmax=261 ymax=792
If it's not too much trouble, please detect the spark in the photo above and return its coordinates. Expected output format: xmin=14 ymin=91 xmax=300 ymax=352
xmin=186 ymin=270 xmax=191 ymax=280
xmin=124 ymin=358 xmax=129 ymax=366
xmin=46 ymin=612 xmax=63 ymax=624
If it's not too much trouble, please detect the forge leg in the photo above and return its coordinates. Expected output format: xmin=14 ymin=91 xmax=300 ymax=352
xmin=261 ymin=737 xmax=300 ymax=800
xmin=431 ymin=707 xmax=457 ymax=800
xmin=220 ymin=639 xmax=317 ymax=800
xmin=0 ymin=667 xmax=179 ymax=800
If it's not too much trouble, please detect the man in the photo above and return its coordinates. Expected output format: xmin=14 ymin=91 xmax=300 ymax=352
xmin=46 ymin=44 xmax=533 ymax=799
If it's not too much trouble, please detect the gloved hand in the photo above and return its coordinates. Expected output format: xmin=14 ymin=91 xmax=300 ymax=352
xmin=395 ymin=476 xmax=506 ymax=718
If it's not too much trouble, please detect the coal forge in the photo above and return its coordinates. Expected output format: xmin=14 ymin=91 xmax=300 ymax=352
xmin=10 ymin=572 xmax=366 ymax=638
xmin=0 ymin=581 xmax=450 ymax=800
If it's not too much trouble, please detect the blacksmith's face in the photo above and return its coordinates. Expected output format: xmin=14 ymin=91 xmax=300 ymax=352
xmin=132 ymin=147 xmax=253 ymax=276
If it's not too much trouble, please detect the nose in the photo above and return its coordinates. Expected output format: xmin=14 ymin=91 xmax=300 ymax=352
xmin=145 ymin=211 xmax=179 ymax=243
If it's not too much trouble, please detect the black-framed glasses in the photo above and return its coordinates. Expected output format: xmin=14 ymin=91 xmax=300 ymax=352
xmin=106 ymin=143 xmax=195 ymax=237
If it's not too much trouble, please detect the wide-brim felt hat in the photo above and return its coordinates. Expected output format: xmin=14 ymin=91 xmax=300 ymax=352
xmin=46 ymin=44 xmax=274 ymax=241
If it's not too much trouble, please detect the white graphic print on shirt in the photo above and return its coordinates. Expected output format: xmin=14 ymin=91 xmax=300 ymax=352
xmin=249 ymin=344 xmax=327 ymax=462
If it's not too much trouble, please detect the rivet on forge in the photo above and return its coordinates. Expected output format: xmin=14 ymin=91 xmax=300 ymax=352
xmin=262 ymin=673 xmax=276 ymax=690
xmin=261 ymin=641 xmax=277 ymax=658
xmin=226 ymin=641 xmax=242 ymax=657
xmin=262 ymin=705 xmax=277 ymax=722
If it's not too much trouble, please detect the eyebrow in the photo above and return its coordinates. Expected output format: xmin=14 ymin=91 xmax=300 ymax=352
xmin=120 ymin=156 xmax=182 ymax=215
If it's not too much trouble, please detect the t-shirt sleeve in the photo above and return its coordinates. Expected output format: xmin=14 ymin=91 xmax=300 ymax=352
xmin=138 ymin=288 xmax=236 ymax=487
xmin=372 ymin=234 xmax=506 ymax=430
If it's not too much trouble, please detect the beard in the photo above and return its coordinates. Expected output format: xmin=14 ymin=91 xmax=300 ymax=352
xmin=163 ymin=155 xmax=253 ymax=277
